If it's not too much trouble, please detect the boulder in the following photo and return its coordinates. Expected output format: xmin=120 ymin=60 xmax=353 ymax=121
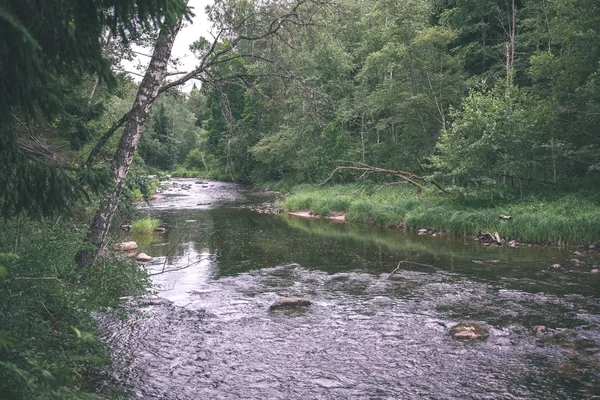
xmin=417 ymin=228 xmax=428 ymax=235
xmin=574 ymin=251 xmax=584 ymax=256
xmin=154 ymin=227 xmax=167 ymax=233
xmin=114 ymin=241 xmax=138 ymax=251
xmin=551 ymin=263 xmax=561 ymax=269
xmin=121 ymin=224 xmax=132 ymax=231
xmin=591 ymin=269 xmax=599 ymax=274
xmin=449 ymin=322 xmax=489 ymax=341
xmin=136 ymin=253 xmax=153 ymax=262
xmin=533 ymin=325 xmax=546 ymax=335
xmin=508 ymin=240 xmax=519 ymax=248
xmin=269 ymin=297 xmax=312 ymax=311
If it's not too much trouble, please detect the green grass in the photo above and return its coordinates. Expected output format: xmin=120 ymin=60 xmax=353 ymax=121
xmin=281 ymin=184 xmax=600 ymax=245
xmin=131 ymin=217 xmax=160 ymax=234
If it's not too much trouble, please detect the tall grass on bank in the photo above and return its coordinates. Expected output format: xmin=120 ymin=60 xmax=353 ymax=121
xmin=131 ymin=217 xmax=160 ymax=234
xmin=281 ymin=184 xmax=600 ymax=245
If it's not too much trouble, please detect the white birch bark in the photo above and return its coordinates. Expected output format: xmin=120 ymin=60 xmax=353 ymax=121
xmin=77 ymin=20 xmax=183 ymax=268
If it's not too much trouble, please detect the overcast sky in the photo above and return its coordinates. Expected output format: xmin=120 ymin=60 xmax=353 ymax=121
xmin=121 ymin=0 xmax=214 ymax=92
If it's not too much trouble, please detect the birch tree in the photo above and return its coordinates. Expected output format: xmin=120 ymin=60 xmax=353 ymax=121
xmin=78 ymin=0 xmax=328 ymax=268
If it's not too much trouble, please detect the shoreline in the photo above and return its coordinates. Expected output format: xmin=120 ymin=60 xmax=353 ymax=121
xmin=273 ymin=184 xmax=600 ymax=249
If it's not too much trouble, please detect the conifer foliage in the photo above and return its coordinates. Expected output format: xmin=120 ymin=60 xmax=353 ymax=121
xmin=0 ymin=0 xmax=190 ymax=219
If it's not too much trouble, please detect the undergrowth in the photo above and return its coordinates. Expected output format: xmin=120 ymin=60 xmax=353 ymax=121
xmin=0 ymin=219 xmax=149 ymax=399
xmin=281 ymin=184 xmax=600 ymax=245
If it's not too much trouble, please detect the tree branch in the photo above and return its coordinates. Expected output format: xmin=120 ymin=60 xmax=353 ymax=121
xmin=321 ymin=161 xmax=448 ymax=193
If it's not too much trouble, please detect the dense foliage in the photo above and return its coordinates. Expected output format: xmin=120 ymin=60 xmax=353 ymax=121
xmin=0 ymin=0 xmax=190 ymax=220
xmin=0 ymin=219 xmax=150 ymax=399
xmin=172 ymin=0 xmax=600 ymax=196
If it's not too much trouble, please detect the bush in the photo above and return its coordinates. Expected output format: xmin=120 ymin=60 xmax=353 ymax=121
xmin=0 ymin=219 xmax=149 ymax=399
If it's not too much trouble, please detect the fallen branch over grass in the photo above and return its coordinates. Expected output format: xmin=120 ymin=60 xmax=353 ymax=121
xmin=322 ymin=161 xmax=447 ymax=193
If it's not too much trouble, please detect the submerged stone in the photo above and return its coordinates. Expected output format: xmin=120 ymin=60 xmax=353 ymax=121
xmin=269 ymin=297 xmax=312 ymax=311
xmin=449 ymin=322 xmax=489 ymax=341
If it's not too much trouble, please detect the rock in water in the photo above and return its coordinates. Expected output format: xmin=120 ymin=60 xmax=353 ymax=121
xmin=269 ymin=297 xmax=312 ymax=311
xmin=114 ymin=241 xmax=138 ymax=251
xmin=136 ymin=253 xmax=153 ymax=262
xmin=154 ymin=227 xmax=167 ymax=233
xmin=449 ymin=322 xmax=489 ymax=340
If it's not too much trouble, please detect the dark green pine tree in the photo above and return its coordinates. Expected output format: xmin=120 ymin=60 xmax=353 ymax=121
xmin=0 ymin=0 xmax=190 ymax=219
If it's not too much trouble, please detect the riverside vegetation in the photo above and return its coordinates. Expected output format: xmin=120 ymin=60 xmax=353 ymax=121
xmin=280 ymin=184 xmax=600 ymax=245
xmin=0 ymin=219 xmax=150 ymax=399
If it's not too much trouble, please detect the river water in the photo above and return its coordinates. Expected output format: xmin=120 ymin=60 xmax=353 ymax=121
xmin=101 ymin=178 xmax=600 ymax=399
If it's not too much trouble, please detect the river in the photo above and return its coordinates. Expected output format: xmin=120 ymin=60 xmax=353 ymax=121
xmin=100 ymin=178 xmax=600 ymax=399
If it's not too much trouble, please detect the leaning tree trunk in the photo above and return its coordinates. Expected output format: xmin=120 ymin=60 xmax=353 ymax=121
xmin=76 ymin=21 xmax=183 ymax=269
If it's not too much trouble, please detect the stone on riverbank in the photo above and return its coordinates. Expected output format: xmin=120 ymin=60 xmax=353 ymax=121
xmin=449 ymin=322 xmax=489 ymax=340
xmin=114 ymin=241 xmax=138 ymax=251
xmin=136 ymin=253 xmax=153 ymax=262
xmin=269 ymin=297 xmax=312 ymax=311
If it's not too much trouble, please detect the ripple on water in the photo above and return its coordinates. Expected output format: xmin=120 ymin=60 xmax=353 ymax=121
xmin=101 ymin=263 xmax=600 ymax=399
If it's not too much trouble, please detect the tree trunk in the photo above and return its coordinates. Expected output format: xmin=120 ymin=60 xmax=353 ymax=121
xmin=76 ymin=21 xmax=183 ymax=269
xmin=360 ymin=113 xmax=365 ymax=162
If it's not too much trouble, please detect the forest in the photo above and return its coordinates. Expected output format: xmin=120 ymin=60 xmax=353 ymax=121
xmin=1 ymin=0 xmax=600 ymax=398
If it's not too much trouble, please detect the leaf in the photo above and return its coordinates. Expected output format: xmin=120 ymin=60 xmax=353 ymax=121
xmin=71 ymin=327 xmax=97 ymax=343
xmin=0 ymin=7 xmax=41 ymax=51
xmin=0 ymin=331 xmax=15 ymax=350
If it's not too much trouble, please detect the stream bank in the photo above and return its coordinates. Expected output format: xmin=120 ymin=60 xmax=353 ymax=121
xmin=279 ymin=183 xmax=600 ymax=247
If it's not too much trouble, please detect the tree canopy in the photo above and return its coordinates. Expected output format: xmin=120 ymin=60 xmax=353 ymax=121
xmin=0 ymin=0 xmax=191 ymax=219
